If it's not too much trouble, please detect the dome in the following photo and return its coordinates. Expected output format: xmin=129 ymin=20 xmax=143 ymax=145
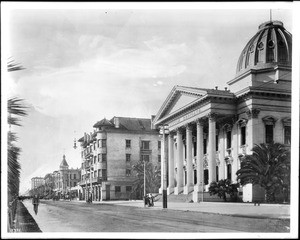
xmin=236 ymin=20 xmax=292 ymax=76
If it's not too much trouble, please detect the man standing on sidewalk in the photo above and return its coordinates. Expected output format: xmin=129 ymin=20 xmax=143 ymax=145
xmin=32 ymin=195 xmax=39 ymax=215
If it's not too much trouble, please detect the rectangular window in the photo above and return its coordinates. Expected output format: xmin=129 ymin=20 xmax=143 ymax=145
xmin=265 ymin=125 xmax=273 ymax=144
xmin=227 ymin=164 xmax=232 ymax=180
xmin=102 ymin=154 xmax=107 ymax=162
xmin=126 ymin=139 xmax=131 ymax=148
xmin=141 ymin=154 xmax=150 ymax=162
xmin=216 ymin=166 xmax=219 ymax=182
xmin=141 ymin=141 xmax=150 ymax=150
xmin=226 ymin=131 xmax=232 ymax=149
xmin=158 ymin=141 xmax=161 ymax=150
xmin=216 ymin=135 xmax=219 ymax=151
xmin=115 ymin=186 xmax=121 ymax=193
xmin=126 ymin=154 xmax=131 ymax=162
xmin=158 ymin=155 xmax=161 ymax=163
xmin=74 ymin=174 xmax=76 ymax=179
xmin=102 ymin=139 xmax=107 ymax=148
xmin=93 ymin=142 xmax=96 ymax=150
xmin=102 ymin=169 xmax=107 ymax=180
xmin=94 ymin=156 xmax=97 ymax=164
xmin=284 ymin=126 xmax=291 ymax=145
xmin=241 ymin=126 xmax=246 ymax=145
xmin=74 ymin=182 xmax=77 ymax=187
xmin=90 ymin=146 xmax=92 ymax=152
xmin=98 ymin=154 xmax=100 ymax=162
xmin=126 ymin=169 xmax=131 ymax=176
xmin=204 ymin=169 xmax=209 ymax=185
xmin=203 ymin=138 xmax=207 ymax=154
xmin=98 ymin=139 xmax=100 ymax=148
xmin=126 ymin=186 xmax=132 ymax=192
xmin=98 ymin=169 xmax=101 ymax=177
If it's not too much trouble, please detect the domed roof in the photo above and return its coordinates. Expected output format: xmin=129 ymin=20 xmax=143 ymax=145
xmin=236 ymin=20 xmax=292 ymax=76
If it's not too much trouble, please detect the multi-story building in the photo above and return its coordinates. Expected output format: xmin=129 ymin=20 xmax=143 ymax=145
xmin=31 ymin=177 xmax=45 ymax=190
xmin=52 ymin=155 xmax=81 ymax=198
xmin=153 ymin=20 xmax=292 ymax=202
xmin=78 ymin=116 xmax=160 ymax=201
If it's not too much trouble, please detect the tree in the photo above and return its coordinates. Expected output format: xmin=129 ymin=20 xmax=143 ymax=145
xmin=236 ymin=142 xmax=290 ymax=203
xmin=209 ymin=179 xmax=239 ymax=202
xmin=131 ymin=161 xmax=161 ymax=199
xmin=7 ymin=98 xmax=28 ymax=202
xmin=7 ymin=59 xmax=27 ymax=203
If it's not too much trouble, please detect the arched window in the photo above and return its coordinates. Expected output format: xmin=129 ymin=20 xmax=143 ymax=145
xmin=282 ymin=118 xmax=291 ymax=145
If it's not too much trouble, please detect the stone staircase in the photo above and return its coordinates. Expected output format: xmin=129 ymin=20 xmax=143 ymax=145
xmin=154 ymin=191 xmax=225 ymax=203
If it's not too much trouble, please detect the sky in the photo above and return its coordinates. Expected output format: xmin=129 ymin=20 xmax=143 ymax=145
xmin=1 ymin=2 xmax=297 ymax=194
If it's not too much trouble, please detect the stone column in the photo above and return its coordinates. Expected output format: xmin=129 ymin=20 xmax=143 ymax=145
xmin=219 ymin=127 xmax=225 ymax=180
xmin=193 ymin=119 xmax=204 ymax=202
xmin=208 ymin=113 xmax=217 ymax=184
xmin=167 ymin=133 xmax=175 ymax=194
xmin=184 ymin=124 xmax=193 ymax=194
xmin=174 ymin=129 xmax=184 ymax=195
xmin=246 ymin=109 xmax=261 ymax=152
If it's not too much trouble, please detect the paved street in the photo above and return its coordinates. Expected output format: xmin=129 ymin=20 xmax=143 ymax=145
xmin=22 ymin=199 xmax=290 ymax=233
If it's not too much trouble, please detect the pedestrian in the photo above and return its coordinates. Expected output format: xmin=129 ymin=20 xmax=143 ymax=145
xmin=32 ymin=194 xmax=40 ymax=215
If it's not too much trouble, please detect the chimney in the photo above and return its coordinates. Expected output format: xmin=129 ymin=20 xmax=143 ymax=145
xmin=215 ymin=86 xmax=218 ymax=90
xmin=225 ymin=87 xmax=227 ymax=91
xmin=114 ymin=117 xmax=119 ymax=128
xmin=151 ymin=115 xmax=156 ymax=130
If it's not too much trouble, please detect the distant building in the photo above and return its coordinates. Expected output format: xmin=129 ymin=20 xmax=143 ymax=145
xmin=78 ymin=116 xmax=160 ymax=201
xmin=31 ymin=177 xmax=44 ymax=190
xmin=52 ymin=155 xmax=81 ymax=198
xmin=153 ymin=20 xmax=292 ymax=203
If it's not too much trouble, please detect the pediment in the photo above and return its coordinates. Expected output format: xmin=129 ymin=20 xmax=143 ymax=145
xmin=154 ymin=85 xmax=208 ymax=126
xmin=168 ymin=93 xmax=199 ymax=114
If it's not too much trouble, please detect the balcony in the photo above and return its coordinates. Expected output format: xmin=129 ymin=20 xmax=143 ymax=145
xmin=79 ymin=177 xmax=103 ymax=186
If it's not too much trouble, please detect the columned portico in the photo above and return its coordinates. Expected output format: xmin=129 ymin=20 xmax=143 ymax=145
xmin=174 ymin=129 xmax=184 ymax=195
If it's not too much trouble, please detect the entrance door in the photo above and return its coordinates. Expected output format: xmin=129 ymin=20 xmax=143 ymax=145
xmin=106 ymin=185 xmax=110 ymax=200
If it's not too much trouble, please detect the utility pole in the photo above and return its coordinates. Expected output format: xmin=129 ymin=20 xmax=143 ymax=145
xmin=162 ymin=125 xmax=168 ymax=209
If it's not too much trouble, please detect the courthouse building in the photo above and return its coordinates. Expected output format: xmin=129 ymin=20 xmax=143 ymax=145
xmin=78 ymin=116 xmax=160 ymax=201
xmin=153 ymin=20 xmax=292 ymax=202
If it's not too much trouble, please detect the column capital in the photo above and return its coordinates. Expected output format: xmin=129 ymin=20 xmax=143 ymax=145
xmin=185 ymin=123 xmax=193 ymax=132
xmin=207 ymin=112 xmax=218 ymax=121
xmin=175 ymin=127 xmax=184 ymax=134
xmin=196 ymin=118 xmax=205 ymax=126
xmin=246 ymin=108 xmax=261 ymax=119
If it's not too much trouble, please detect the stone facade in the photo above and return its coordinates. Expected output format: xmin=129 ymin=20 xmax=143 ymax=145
xmin=78 ymin=116 xmax=160 ymax=201
xmin=153 ymin=20 xmax=292 ymax=202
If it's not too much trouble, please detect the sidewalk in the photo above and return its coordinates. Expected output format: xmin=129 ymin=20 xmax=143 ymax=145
xmin=93 ymin=200 xmax=290 ymax=219
xmin=14 ymin=200 xmax=42 ymax=232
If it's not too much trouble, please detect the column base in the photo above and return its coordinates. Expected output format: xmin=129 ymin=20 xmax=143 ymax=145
xmin=193 ymin=184 xmax=205 ymax=193
xmin=174 ymin=186 xmax=183 ymax=195
xmin=167 ymin=187 xmax=174 ymax=195
xmin=193 ymin=190 xmax=205 ymax=202
xmin=183 ymin=185 xmax=194 ymax=194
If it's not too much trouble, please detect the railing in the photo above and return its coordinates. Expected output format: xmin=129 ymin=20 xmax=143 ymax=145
xmin=79 ymin=177 xmax=103 ymax=186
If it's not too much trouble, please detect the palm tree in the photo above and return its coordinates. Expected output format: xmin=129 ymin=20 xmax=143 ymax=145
xmin=7 ymin=98 xmax=28 ymax=202
xmin=236 ymin=142 xmax=290 ymax=203
xmin=131 ymin=161 xmax=161 ymax=199
xmin=7 ymin=59 xmax=27 ymax=203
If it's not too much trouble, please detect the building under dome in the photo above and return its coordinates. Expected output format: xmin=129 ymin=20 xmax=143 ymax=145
xmin=153 ymin=20 xmax=291 ymax=203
